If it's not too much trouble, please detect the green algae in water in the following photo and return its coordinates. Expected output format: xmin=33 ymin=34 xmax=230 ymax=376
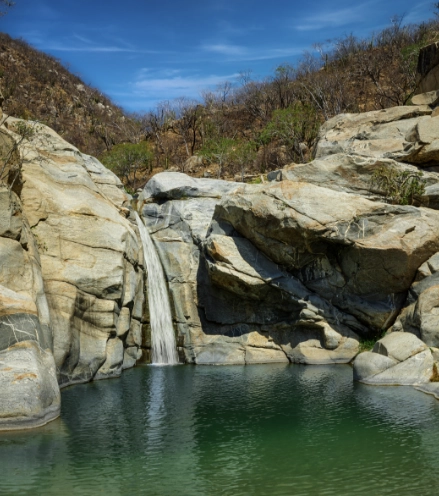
xmin=1 ymin=364 xmax=439 ymax=495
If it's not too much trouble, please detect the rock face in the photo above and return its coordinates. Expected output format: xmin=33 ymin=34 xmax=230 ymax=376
xmin=0 ymin=183 xmax=60 ymax=430
xmin=10 ymin=117 xmax=146 ymax=387
xmin=392 ymin=252 xmax=439 ymax=347
xmin=276 ymin=154 xmax=439 ymax=209
xmin=417 ymin=42 xmax=439 ymax=94
xmin=353 ymin=332 xmax=434 ymax=386
xmin=140 ymin=165 xmax=439 ymax=368
xmin=140 ymin=91 xmax=439 ymax=375
xmin=313 ymin=105 xmax=439 ymax=166
xmin=0 ymin=116 xmax=147 ymax=429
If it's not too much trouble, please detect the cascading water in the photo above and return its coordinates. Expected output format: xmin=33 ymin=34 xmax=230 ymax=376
xmin=135 ymin=212 xmax=179 ymax=365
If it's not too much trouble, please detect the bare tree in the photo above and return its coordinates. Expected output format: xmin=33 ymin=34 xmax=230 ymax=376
xmin=170 ymin=97 xmax=202 ymax=157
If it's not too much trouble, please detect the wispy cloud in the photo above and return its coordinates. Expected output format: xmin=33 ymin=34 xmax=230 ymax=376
xmin=201 ymin=44 xmax=304 ymax=62
xmin=216 ymin=20 xmax=263 ymax=37
xmin=42 ymin=44 xmax=153 ymax=53
xmin=22 ymin=29 xmax=168 ymax=54
xmin=32 ymin=34 xmax=167 ymax=54
xmin=294 ymin=1 xmax=380 ymax=31
xmin=237 ymin=47 xmax=305 ymax=61
xmin=202 ymin=44 xmax=247 ymax=56
xmin=107 ymin=72 xmax=241 ymax=111
xmin=133 ymin=73 xmax=240 ymax=98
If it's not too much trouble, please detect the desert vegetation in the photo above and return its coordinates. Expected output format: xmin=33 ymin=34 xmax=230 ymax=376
xmin=0 ymin=33 xmax=141 ymax=157
xmin=1 ymin=10 xmax=439 ymax=190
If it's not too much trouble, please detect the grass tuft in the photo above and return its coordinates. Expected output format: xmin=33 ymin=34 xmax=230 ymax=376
xmin=431 ymin=363 xmax=439 ymax=382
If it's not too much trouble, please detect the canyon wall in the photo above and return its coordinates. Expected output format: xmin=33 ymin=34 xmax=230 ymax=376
xmin=2 ymin=42 xmax=439 ymax=429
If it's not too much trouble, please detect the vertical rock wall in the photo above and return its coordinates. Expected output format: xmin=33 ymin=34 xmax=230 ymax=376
xmin=0 ymin=184 xmax=59 ymax=430
xmin=0 ymin=117 xmax=147 ymax=429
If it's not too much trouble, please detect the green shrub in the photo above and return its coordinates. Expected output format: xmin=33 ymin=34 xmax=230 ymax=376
xmin=259 ymin=103 xmax=319 ymax=164
xmin=370 ymin=166 xmax=426 ymax=205
xmin=100 ymin=142 xmax=153 ymax=189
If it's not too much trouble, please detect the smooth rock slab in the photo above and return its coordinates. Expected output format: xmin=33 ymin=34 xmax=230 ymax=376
xmin=412 ymin=90 xmax=439 ymax=106
xmin=193 ymin=342 xmax=246 ymax=365
xmin=245 ymin=347 xmax=289 ymax=364
xmin=0 ymin=341 xmax=60 ymax=431
xmin=360 ymin=350 xmax=433 ymax=386
xmin=372 ymin=332 xmax=427 ymax=362
xmin=353 ymin=351 xmax=397 ymax=382
xmin=285 ymin=338 xmax=359 ymax=365
xmin=140 ymin=172 xmax=242 ymax=201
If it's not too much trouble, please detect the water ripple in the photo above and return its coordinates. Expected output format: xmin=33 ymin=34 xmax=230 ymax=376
xmin=1 ymin=364 xmax=439 ymax=495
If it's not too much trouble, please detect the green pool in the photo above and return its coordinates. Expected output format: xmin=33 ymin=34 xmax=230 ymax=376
xmin=1 ymin=364 xmax=439 ymax=495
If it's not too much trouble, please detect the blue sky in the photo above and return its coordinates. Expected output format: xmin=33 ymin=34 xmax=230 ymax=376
xmin=1 ymin=0 xmax=434 ymax=112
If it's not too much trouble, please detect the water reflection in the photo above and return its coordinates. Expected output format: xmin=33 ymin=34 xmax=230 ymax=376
xmin=0 ymin=364 xmax=439 ymax=495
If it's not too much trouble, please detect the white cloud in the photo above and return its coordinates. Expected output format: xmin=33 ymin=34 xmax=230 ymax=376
xmin=32 ymin=32 xmax=168 ymax=54
xmin=202 ymin=44 xmax=247 ymax=56
xmin=200 ymin=43 xmax=304 ymax=62
xmin=294 ymin=1 xmax=380 ymax=31
xmin=36 ymin=42 xmax=166 ymax=54
xmin=43 ymin=44 xmax=140 ymax=53
xmin=133 ymin=73 xmax=240 ymax=98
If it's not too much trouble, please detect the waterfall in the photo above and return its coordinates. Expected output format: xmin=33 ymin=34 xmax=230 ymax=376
xmin=135 ymin=212 xmax=179 ymax=365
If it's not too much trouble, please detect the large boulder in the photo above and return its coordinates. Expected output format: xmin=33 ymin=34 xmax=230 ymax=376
xmin=2 ymin=117 xmax=146 ymax=388
xmin=313 ymin=105 xmax=439 ymax=166
xmin=141 ymin=171 xmax=242 ymax=201
xmin=274 ymin=153 xmax=439 ymax=209
xmin=416 ymin=41 xmax=439 ymax=94
xmin=353 ymin=332 xmax=434 ymax=385
xmin=393 ymin=252 xmax=439 ymax=347
xmin=0 ymin=341 xmax=60 ymax=431
xmin=0 ymin=186 xmax=60 ymax=430
xmin=212 ymin=180 xmax=439 ymax=331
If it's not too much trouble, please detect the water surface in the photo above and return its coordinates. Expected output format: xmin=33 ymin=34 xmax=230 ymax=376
xmin=1 ymin=364 xmax=439 ymax=495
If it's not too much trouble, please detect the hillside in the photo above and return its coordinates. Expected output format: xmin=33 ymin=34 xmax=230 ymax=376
xmin=0 ymin=32 xmax=141 ymax=157
xmin=1 ymin=14 xmax=439 ymax=190
xmin=102 ymin=14 xmax=439 ymax=189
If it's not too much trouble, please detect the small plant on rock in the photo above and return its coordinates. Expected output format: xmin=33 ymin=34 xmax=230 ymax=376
xmin=370 ymin=166 xmax=426 ymax=205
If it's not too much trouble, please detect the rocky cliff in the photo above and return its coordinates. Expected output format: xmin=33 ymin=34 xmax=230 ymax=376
xmin=2 ymin=45 xmax=439 ymax=430
xmin=0 ymin=112 xmax=146 ymax=430
xmin=139 ymin=87 xmax=439 ymax=396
